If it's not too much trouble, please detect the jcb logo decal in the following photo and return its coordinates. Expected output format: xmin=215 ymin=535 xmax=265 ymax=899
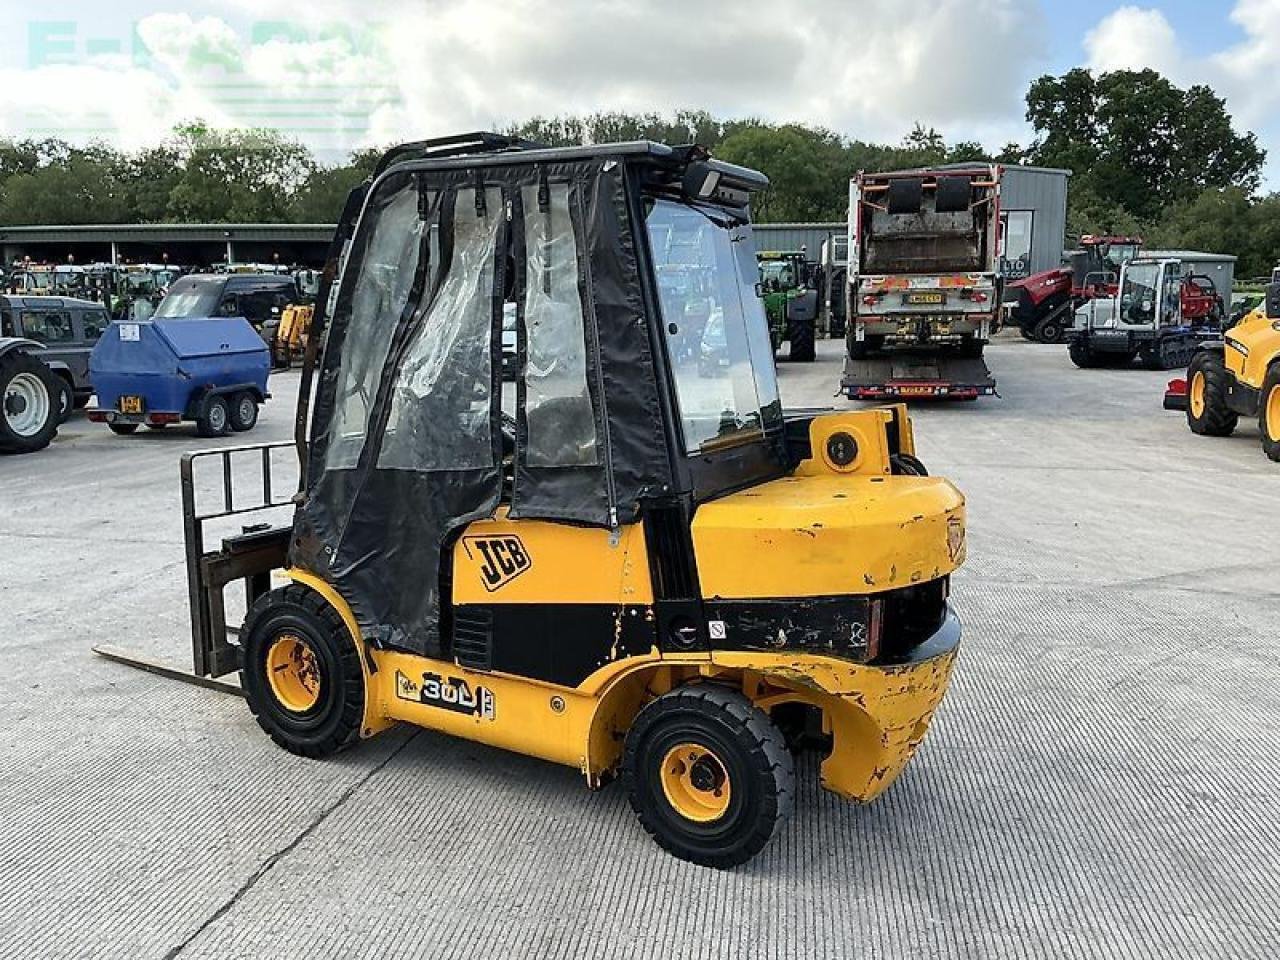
xmin=462 ymin=535 xmax=531 ymax=591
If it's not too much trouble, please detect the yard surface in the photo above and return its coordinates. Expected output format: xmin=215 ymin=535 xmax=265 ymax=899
xmin=2 ymin=336 xmax=1277 ymax=958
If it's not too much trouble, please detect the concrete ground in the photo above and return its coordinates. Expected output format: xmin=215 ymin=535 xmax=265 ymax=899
xmin=2 ymin=336 xmax=1278 ymax=959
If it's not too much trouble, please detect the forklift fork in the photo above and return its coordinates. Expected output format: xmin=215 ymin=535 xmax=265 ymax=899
xmin=93 ymin=441 xmax=296 ymax=693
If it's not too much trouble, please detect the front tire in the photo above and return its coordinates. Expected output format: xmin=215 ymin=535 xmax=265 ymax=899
xmin=1186 ymin=351 xmax=1238 ymax=437
xmin=240 ymin=584 xmax=366 ymax=758
xmin=623 ymin=684 xmax=794 ymax=868
xmin=1258 ymin=366 xmax=1280 ymax=461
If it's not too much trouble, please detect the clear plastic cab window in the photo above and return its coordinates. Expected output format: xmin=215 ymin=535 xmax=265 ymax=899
xmin=377 ymin=186 xmax=501 ymax=472
xmin=520 ymin=182 xmax=599 ymax=468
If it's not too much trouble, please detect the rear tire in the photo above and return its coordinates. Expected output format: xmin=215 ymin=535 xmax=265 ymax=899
xmin=240 ymin=584 xmax=366 ymax=758
xmin=0 ymin=352 xmax=59 ymax=454
xmin=228 ymin=391 xmax=258 ymax=432
xmin=623 ymin=684 xmax=794 ymax=868
xmin=1258 ymin=366 xmax=1280 ymax=462
xmin=1186 ymin=351 xmax=1238 ymax=437
xmin=196 ymin=394 xmax=230 ymax=437
xmin=108 ymin=423 xmax=139 ymax=435
xmin=788 ymin=323 xmax=816 ymax=362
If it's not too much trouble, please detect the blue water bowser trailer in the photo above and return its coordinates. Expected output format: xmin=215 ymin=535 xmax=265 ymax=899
xmin=88 ymin=316 xmax=270 ymax=436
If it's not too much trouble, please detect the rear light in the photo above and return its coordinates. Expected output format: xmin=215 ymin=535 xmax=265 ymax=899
xmin=87 ymin=411 xmax=106 ymax=422
xmin=862 ymin=295 xmax=878 ymax=307
xmin=1167 ymin=378 xmax=1187 ymax=397
xmin=147 ymin=412 xmax=181 ymax=424
xmin=972 ymin=290 xmax=988 ymax=303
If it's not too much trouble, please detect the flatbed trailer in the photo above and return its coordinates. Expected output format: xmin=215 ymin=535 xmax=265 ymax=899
xmin=842 ymin=353 xmax=997 ymax=401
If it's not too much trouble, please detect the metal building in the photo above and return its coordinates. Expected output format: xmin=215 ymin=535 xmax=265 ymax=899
xmin=753 ymin=222 xmax=844 ymax=258
xmin=931 ymin=162 xmax=1071 ymax=281
xmin=0 ymin=223 xmax=335 ymax=270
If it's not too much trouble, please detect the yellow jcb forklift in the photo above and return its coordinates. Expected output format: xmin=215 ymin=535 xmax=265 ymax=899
xmin=104 ymin=133 xmax=967 ymax=867
xmin=1175 ymin=279 xmax=1280 ymax=461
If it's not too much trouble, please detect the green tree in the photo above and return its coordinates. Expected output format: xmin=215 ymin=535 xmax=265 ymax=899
xmin=715 ymin=124 xmax=847 ymax=222
xmin=166 ymin=122 xmax=316 ymax=222
xmin=291 ymin=147 xmax=382 ymax=222
xmin=0 ymin=143 xmax=131 ymax=224
xmin=1026 ymin=68 xmax=1265 ymax=221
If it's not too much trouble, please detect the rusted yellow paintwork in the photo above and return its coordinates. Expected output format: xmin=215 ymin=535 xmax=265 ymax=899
xmin=710 ymin=646 xmax=958 ymax=801
xmin=280 ymin=408 xmax=962 ymax=799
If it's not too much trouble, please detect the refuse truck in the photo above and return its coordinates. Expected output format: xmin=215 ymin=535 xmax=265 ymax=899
xmin=87 ymin=315 xmax=269 ymax=436
xmin=842 ymin=165 xmax=1000 ymax=400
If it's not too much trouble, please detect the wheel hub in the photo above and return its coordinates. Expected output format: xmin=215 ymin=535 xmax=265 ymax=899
xmin=659 ymin=743 xmax=731 ymax=823
xmin=1267 ymin=386 xmax=1280 ymax=442
xmin=4 ymin=373 xmax=50 ymax=437
xmin=265 ymin=633 xmax=322 ymax=713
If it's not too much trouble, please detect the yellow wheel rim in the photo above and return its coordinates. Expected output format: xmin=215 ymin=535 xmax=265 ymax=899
xmin=1189 ymin=371 xmax=1206 ymax=419
xmin=266 ymin=634 xmax=322 ymax=713
xmin=658 ymin=743 xmax=731 ymax=823
xmin=1266 ymin=385 xmax=1280 ymax=443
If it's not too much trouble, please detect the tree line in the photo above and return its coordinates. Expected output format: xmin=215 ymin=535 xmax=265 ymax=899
xmin=1 ymin=68 xmax=1275 ymax=278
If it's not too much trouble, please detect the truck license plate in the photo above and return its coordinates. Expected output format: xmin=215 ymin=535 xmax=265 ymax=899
xmin=119 ymin=396 xmax=143 ymax=414
xmin=906 ymin=292 xmax=944 ymax=305
xmin=898 ymin=386 xmax=935 ymax=396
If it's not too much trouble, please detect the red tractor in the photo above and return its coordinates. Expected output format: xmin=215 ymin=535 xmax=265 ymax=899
xmin=1007 ymin=235 xmax=1143 ymax=343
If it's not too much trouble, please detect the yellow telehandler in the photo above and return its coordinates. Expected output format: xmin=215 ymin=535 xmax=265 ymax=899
xmin=1180 ymin=280 xmax=1280 ymax=461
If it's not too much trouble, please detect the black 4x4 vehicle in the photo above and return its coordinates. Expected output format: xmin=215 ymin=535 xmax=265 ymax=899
xmin=155 ymin=273 xmax=301 ymax=345
xmin=0 ymin=295 xmax=112 ymax=420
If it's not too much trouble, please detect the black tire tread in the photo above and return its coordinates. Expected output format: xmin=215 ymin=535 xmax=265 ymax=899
xmin=240 ymin=584 xmax=365 ymax=758
xmin=1068 ymin=338 xmax=1096 ymax=369
xmin=1186 ymin=351 xmax=1238 ymax=437
xmin=622 ymin=683 xmax=794 ymax=868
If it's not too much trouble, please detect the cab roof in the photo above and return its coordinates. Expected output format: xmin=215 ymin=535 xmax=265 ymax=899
xmin=371 ymin=131 xmax=769 ymax=194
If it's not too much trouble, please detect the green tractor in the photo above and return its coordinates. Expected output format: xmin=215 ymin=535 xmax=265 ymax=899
xmin=757 ymin=250 xmax=817 ymax=362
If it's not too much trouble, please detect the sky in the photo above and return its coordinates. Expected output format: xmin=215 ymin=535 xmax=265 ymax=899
xmin=0 ymin=1 xmax=1276 ymax=187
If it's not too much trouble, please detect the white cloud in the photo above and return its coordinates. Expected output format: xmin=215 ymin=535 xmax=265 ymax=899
xmin=1082 ymin=2 xmax=1280 ymax=185
xmin=1084 ymin=6 xmax=1180 ymax=75
xmin=0 ymin=1 xmax=1046 ymax=160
